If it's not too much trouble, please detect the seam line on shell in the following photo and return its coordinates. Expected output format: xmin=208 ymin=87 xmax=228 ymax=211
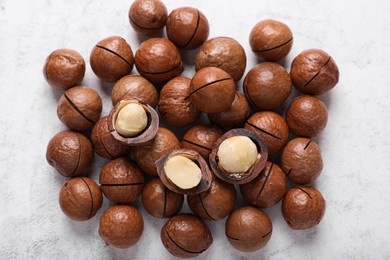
xmin=64 ymin=93 xmax=95 ymax=125
xmin=95 ymin=119 xmax=115 ymax=159
xmin=226 ymin=234 xmax=239 ymax=241
xmin=137 ymin=63 xmax=181 ymax=75
xmin=304 ymin=140 xmax=312 ymax=150
xmin=165 ymin=230 xmax=205 ymax=254
xmin=298 ymin=187 xmax=313 ymax=199
xmin=180 ymin=9 xmax=201 ymax=48
xmin=129 ymin=16 xmax=162 ymax=30
xmin=162 ymin=186 xmax=167 ymax=218
xmin=256 ymin=163 xmax=274 ymax=202
xmin=243 ymin=81 xmax=257 ymax=107
xmin=285 ymin=168 xmax=292 ymax=177
xmin=187 ymin=77 xmax=233 ymax=98
xmin=262 ymin=228 xmax=272 ymax=238
xmin=79 ymin=177 xmax=94 ymax=218
xmin=100 ymin=182 xmax=144 ymax=186
xmin=96 ymin=45 xmax=133 ymax=68
xmin=71 ymin=133 xmax=82 ymax=177
xmin=304 ymin=56 xmax=331 ymax=88
xmin=199 ymin=194 xmax=216 ymax=220
xmin=182 ymin=139 xmax=212 ymax=151
xmin=252 ymin=37 xmax=293 ymax=52
xmin=245 ymin=121 xmax=281 ymax=140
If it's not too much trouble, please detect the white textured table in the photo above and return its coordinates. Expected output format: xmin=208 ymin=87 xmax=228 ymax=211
xmin=1 ymin=0 xmax=390 ymax=259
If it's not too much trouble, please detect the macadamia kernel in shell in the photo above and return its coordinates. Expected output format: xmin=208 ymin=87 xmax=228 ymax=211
xmin=164 ymin=155 xmax=202 ymax=189
xmin=115 ymin=102 xmax=147 ymax=137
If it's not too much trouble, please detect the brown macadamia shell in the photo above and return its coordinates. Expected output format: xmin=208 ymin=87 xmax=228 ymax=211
xmin=290 ymin=49 xmax=339 ymax=95
xmin=189 ymin=67 xmax=236 ymax=113
xmin=249 ymin=19 xmax=293 ymax=61
xmin=43 ymin=48 xmax=85 ymax=90
xmin=141 ymin=178 xmax=184 ymax=218
xmin=225 ymin=206 xmax=272 ymax=252
xmin=240 ymin=161 xmax=287 ymax=208
xmin=46 ymin=131 xmax=93 ymax=178
xmin=135 ymin=38 xmax=184 ymax=85
xmin=57 ymin=86 xmax=102 ymax=131
xmin=245 ymin=111 xmax=289 ymax=155
xmin=285 ymin=95 xmax=328 ymax=138
xmin=161 ymin=214 xmax=213 ymax=258
xmin=133 ymin=127 xmax=180 ymax=176
xmin=90 ymin=36 xmax=134 ymax=82
xmin=243 ymin=62 xmax=292 ymax=110
xmin=111 ymin=74 xmax=158 ymax=108
xmin=59 ymin=177 xmax=103 ymax=221
xmin=166 ymin=7 xmax=209 ymax=49
xmin=282 ymin=186 xmax=326 ymax=230
xmin=182 ymin=124 xmax=223 ymax=160
xmin=128 ymin=0 xmax=168 ymax=35
xmin=195 ymin=37 xmax=246 ymax=82
xmin=99 ymin=157 xmax=144 ymax=204
xmin=158 ymin=77 xmax=201 ymax=127
xmin=281 ymin=138 xmax=323 ymax=184
xmin=99 ymin=205 xmax=144 ymax=248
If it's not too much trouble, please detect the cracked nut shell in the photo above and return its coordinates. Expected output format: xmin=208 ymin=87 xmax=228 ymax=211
xmin=281 ymin=138 xmax=323 ymax=184
xmin=128 ymin=0 xmax=168 ymax=35
xmin=195 ymin=37 xmax=246 ymax=82
xmin=111 ymin=74 xmax=158 ymax=108
xmin=245 ymin=111 xmax=289 ymax=155
xmin=99 ymin=157 xmax=144 ymax=204
xmin=282 ymin=186 xmax=326 ymax=230
xmin=46 ymin=131 xmax=93 ymax=178
xmin=187 ymin=175 xmax=237 ymax=220
xmin=133 ymin=127 xmax=180 ymax=176
xmin=285 ymin=95 xmax=328 ymax=138
xmin=209 ymin=128 xmax=268 ymax=185
xmin=43 ymin=48 xmax=85 ymax=90
xmin=142 ymin=178 xmax=184 ymax=218
xmin=249 ymin=19 xmax=293 ymax=61
xmin=99 ymin=205 xmax=144 ymax=248
xmin=225 ymin=206 xmax=272 ymax=252
xmin=90 ymin=36 xmax=134 ymax=82
xmin=189 ymin=66 xmax=236 ymax=113
xmin=156 ymin=149 xmax=212 ymax=195
xmin=57 ymin=86 xmax=102 ymax=131
xmin=290 ymin=49 xmax=339 ymax=95
xmin=161 ymin=214 xmax=213 ymax=258
xmin=240 ymin=161 xmax=287 ymax=208
xmin=166 ymin=7 xmax=209 ymax=49
xmin=243 ymin=62 xmax=292 ymax=110
xmin=158 ymin=77 xmax=201 ymax=127
xmin=59 ymin=177 xmax=102 ymax=221
xmin=135 ymin=38 xmax=184 ymax=85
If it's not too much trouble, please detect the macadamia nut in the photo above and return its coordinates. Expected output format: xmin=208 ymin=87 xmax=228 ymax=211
xmin=115 ymin=102 xmax=147 ymax=137
xmin=164 ymin=155 xmax=202 ymax=189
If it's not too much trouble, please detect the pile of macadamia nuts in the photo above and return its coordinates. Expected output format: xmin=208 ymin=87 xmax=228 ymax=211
xmin=44 ymin=0 xmax=339 ymax=257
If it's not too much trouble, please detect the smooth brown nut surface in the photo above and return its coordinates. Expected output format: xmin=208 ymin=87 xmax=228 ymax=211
xmin=281 ymin=138 xmax=323 ymax=184
xmin=209 ymin=128 xmax=268 ymax=185
xmin=142 ymin=178 xmax=184 ymax=218
xmin=166 ymin=7 xmax=209 ymax=49
xmin=189 ymin=67 xmax=236 ymax=113
xmin=290 ymin=49 xmax=339 ymax=95
xmin=158 ymin=77 xmax=201 ymax=127
xmin=91 ymin=116 xmax=131 ymax=159
xmin=182 ymin=124 xmax=223 ymax=160
xmin=43 ymin=48 xmax=85 ymax=90
xmin=111 ymin=74 xmax=158 ymax=108
xmin=282 ymin=186 xmax=326 ymax=230
xmin=243 ymin=62 xmax=292 ymax=110
xmin=161 ymin=214 xmax=213 ymax=258
xmin=133 ymin=127 xmax=180 ymax=176
xmin=57 ymin=86 xmax=102 ymax=131
xmin=249 ymin=19 xmax=293 ymax=61
xmin=108 ymin=99 xmax=159 ymax=146
xmin=187 ymin=175 xmax=237 ymax=220
xmin=135 ymin=38 xmax=184 ymax=85
xmin=99 ymin=205 xmax=144 ymax=248
xmin=156 ymin=149 xmax=212 ymax=195
xmin=285 ymin=95 xmax=328 ymax=138
xmin=128 ymin=0 xmax=167 ymax=35
xmin=59 ymin=177 xmax=103 ymax=221
xmin=225 ymin=206 xmax=272 ymax=252
xmin=195 ymin=37 xmax=246 ymax=82
xmin=99 ymin=157 xmax=144 ymax=204
xmin=208 ymin=91 xmax=250 ymax=130
xmin=46 ymin=131 xmax=93 ymax=177
xmin=90 ymin=36 xmax=134 ymax=82
xmin=240 ymin=161 xmax=287 ymax=208
xmin=245 ymin=111 xmax=289 ymax=155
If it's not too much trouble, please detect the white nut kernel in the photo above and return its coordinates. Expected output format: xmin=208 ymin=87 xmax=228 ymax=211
xmin=115 ymin=103 xmax=147 ymax=137
xmin=164 ymin=155 xmax=202 ymax=189
xmin=217 ymin=135 xmax=259 ymax=173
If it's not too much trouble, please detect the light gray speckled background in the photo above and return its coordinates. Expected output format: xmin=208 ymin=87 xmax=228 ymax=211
xmin=1 ymin=0 xmax=390 ymax=259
